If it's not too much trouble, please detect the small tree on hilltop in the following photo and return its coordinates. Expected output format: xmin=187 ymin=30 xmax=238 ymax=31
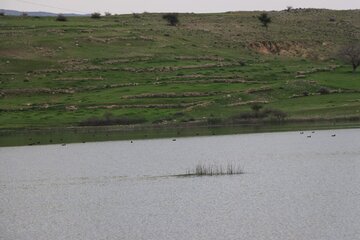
xmin=162 ymin=13 xmax=179 ymax=26
xmin=56 ymin=14 xmax=67 ymax=22
xmin=338 ymin=43 xmax=360 ymax=73
xmin=258 ymin=13 xmax=271 ymax=29
xmin=91 ymin=12 xmax=101 ymax=19
xmin=132 ymin=13 xmax=141 ymax=19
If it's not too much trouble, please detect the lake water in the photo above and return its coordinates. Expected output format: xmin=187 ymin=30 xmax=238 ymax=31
xmin=1 ymin=129 xmax=359 ymax=240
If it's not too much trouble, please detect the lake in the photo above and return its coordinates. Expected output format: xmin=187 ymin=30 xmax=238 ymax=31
xmin=1 ymin=129 xmax=359 ymax=240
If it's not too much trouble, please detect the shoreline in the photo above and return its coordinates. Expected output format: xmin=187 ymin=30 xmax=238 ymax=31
xmin=1 ymin=119 xmax=359 ymax=147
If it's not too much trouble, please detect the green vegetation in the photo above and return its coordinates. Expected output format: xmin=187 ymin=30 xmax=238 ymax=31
xmin=338 ymin=43 xmax=360 ymax=72
xmin=258 ymin=13 xmax=271 ymax=28
xmin=0 ymin=9 xmax=359 ymax=132
xmin=56 ymin=14 xmax=67 ymax=22
xmin=91 ymin=12 xmax=101 ymax=19
xmin=162 ymin=13 xmax=179 ymax=26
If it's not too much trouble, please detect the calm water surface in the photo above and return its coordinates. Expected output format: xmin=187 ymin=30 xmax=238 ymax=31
xmin=1 ymin=129 xmax=360 ymax=240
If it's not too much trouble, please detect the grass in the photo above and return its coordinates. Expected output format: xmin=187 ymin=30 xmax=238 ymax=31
xmin=184 ymin=163 xmax=244 ymax=176
xmin=0 ymin=10 xmax=359 ymax=132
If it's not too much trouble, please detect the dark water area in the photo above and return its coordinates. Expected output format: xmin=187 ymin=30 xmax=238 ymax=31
xmin=1 ymin=121 xmax=359 ymax=147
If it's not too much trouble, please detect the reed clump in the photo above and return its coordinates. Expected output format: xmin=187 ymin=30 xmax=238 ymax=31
xmin=186 ymin=163 xmax=244 ymax=176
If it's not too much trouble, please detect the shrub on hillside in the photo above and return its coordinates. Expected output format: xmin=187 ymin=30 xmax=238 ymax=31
xmin=79 ymin=113 xmax=146 ymax=126
xmin=258 ymin=13 xmax=271 ymax=29
xmin=0 ymin=12 xmax=5 ymax=16
xmin=207 ymin=117 xmax=223 ymax=125
xmin=56 ymin=14 xmax=67 ymax=22
xmin=162 ymin=13 xmax=179 ymax=26
xmin=338 ymin=43 xmax=360 ymax=72
xmin=91 ymin=12 xmax=101 ymax=19
xmin=251 ymin=103 xmax=263 ymax=113
xmin=317 ymin=87 xmax=330 ymax=95
xmin=231 ymin=108 xmax=287 ymax=122
xmin=132 ymin=13 xmax=141 ymax=19
xmin=263 ymin=108 xmax=287 ymax=121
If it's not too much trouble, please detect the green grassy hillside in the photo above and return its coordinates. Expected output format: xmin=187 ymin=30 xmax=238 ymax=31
xmin=0 ymin=9 xmax=359 ymax=129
